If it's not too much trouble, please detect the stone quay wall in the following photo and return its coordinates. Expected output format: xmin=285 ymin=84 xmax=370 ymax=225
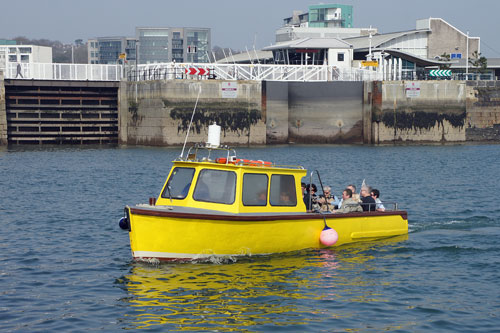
xmin=119 ymin=80 xmax=265 ymax=146
xmin=369 ymin=80 xmax=500 ymax=143
xmin=2 ymin=76 xmax=500 ymax=146
xmin=465 ymin=81 xmax=500 ymax=141
xmin=370 ymin=80 xmax=467 ymax=143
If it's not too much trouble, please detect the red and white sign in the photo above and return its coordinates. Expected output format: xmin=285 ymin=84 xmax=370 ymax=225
xmin=405 ymin=82 xmax=421 ymax=98
xmin=221 ymin=82 xmax=238 ymax=98
xmin=185 ymin=67 xmax=210 ymax=76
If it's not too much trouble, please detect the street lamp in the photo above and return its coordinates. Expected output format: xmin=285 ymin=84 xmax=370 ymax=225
xmin=465 ymin=31 xmax=469 ymax=80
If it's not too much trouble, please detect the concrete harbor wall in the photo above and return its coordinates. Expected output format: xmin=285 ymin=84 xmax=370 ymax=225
xmin=371 ymin=80 xmax=467 ymax=143
xmin=119 ymin=80 xmax=265 ymax=146
xmin=2 ymin=76 xmax=500 ymax=145
xmin=0 ymin=72 xmax=7 ymax=145
xmin=264 ymin=81 xmax=364 ymax=144
xmin=465 ymin=81 xmax=500 ymax=141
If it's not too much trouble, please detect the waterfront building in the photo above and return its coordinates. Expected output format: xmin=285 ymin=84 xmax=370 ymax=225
xmin=344 ymin=18 xmax=480 ymax=79
xmin=263 ymin=38 xmax=353 ymax=69
xmin=283 ymin=4 xmax=353 ymax=28
xmin=87 ymin=37 xmax=137 ymax=65
xmin=277 ymin=4 xmax=375 ymax=44
xmin=0 ymin=41 xmax=52 ymax=75
xmin=136 ymin=27 xmax=211 ymax=64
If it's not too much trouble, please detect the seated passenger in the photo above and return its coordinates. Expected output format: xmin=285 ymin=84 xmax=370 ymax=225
xmin=338 ymin=184 xmax=359 ymax=209
xmin=279 ymin=191 xmax=293 ymax=205
xmin=371 ymin=189 xmax=386 ymax=212
xmin=318 ymin=186 xmax=340 ymax=212
xmin=360 ymin=185 xmax=376 ymax=212
xmin=301 ymin=182 xmax=307 ymax=198
xmin=256 ymin=190 xmax=267 ymax=205
xmin=303 ymin=183 xmax=320 ymax=212
xmin=334 ymin=188 xmax=362 ymax=213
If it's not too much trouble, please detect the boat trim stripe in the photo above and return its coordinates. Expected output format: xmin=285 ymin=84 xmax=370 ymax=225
xmin=130 ymin=207 xmax=408 ymax=221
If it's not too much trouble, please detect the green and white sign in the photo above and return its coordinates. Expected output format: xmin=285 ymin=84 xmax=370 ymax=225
xmin=429 ymin=70 xmax=452 ymax=77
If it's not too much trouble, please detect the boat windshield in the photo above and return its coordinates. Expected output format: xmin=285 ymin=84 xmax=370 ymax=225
xmin=161 ymin=167 xmax=195 ymax=199
xmin=193 ymin=169 xmax=236 ymax=204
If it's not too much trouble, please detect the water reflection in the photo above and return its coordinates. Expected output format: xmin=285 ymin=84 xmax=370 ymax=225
xmin=119 ymin=236 xmax=408 ymax=331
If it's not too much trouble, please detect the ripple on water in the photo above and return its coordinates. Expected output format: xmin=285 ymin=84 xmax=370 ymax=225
xmin=1 ymin=145 xmax=500 ymax=331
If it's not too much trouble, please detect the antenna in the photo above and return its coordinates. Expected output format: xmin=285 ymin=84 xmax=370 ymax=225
xmin=180 ymin=85 xmax=202 ymax=159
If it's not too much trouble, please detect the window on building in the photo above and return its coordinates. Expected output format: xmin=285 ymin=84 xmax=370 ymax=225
xmin=8 ymin=55 xmax=17 ymax=62
xmin=161 ymin=167 xmax=195 ymax=199
xmin=20 ymin=55 xmax=29 ymax=62
xmin=193 ymin=169 xmax=236 ymax=204
xmin=242 ymin=173 xmax=268 ymax=206
xmin=270 ymin=175 xmax=297 ymax=206
xmin=337 ymin=53 xmax=344 ymax=61
xmin=8 ymin=48 xmax=17 ymax=54
xmin=19 ymin=47 xmax=31 ymax=54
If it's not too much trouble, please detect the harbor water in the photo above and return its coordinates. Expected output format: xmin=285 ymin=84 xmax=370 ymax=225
xmin=1 ymin=144 xmax=499 ymax=332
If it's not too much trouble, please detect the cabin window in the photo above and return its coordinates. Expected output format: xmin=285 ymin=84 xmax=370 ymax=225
xmin=161 ymin=167 xmax=195 ymax=199
xmin=270 ymin=175 xmax=297 ymax=206
xmin=193 ymin=169 xmax=236 ymax=204
xmin=242 ymin=173 xmax=268 ymax=206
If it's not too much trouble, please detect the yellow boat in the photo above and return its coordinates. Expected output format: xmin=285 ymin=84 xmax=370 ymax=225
xmin=120 ymin=144 xmax=408 ymax=261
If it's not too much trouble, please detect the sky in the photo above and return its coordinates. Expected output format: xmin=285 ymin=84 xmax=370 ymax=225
xmin=1 ymin=0 xmax=499 ymax=58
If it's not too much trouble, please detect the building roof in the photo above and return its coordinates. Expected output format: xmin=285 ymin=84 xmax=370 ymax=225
xmin=344 ymin=29 xmax=430 ymax=51
xmin=373 ymin=48 xmax=454 ymax=67
xmin=263 ymin=37 xmax=352 ymax=51
xmin=217 ymin=50 xmax=273 ymax=64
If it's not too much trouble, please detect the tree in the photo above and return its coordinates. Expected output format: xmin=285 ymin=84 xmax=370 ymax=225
xmin=469 ymin=50 xmax=488 ymax=74
xmin=438 ymin=52 xmax=451 ymax=70
xmin=12 ymin=36 xmax=87 ymax=63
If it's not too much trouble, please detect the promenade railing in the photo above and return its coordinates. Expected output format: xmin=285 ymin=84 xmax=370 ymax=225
xmin=128 ymin=63 xmax=384 ymax=82
xmin=5 ymin=62 xmax=124 ymax=81
xmin=6 ymin=62 xmax=384 ymax=82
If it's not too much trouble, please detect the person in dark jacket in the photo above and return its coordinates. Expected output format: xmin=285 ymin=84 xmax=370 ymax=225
xmin=360 ymin=185 xmax=376 ymax=211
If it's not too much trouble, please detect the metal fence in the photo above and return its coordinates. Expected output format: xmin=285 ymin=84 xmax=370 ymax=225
xmin=130 ymin=63 xmax=384 ymax=82
xmin=6 ymin=62 xmax=385 ymax=82
xmin=5 ymin=62 xmax=124 ymax=81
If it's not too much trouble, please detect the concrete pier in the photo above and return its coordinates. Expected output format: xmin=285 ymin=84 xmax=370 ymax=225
xmin=2 ymin=75 xmax=500 ymax=146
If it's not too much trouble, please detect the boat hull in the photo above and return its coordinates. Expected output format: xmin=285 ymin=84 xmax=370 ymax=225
xmin=126 ymin=206 xmax=408 ymax=260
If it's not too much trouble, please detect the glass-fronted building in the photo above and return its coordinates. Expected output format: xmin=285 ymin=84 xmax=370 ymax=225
xmin=136 ymin=27 xmax=211 ymax=64
xmin=308 ymin=4 xmax=353 ymax=28
xmin=87 ymin=37 xmax=137 ymax=64
xmin=283 ymin=4 xmax=353 ymax=28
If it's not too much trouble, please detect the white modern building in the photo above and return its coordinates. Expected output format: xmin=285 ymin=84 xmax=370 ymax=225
xmin=263 ymin=38 xmax=353 ymax=69
xmin=0 ymin=44 xmax=52 ymax=76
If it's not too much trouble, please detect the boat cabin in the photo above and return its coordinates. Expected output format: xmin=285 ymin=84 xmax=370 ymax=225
xmin=155 ymin=148 xmax=307 ymax=214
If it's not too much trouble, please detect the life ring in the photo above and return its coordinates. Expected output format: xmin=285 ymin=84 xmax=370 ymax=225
xmin=235 ymin=159 xmax=272 ymax=166
xmin=216 ymin=158 xmax=271 ymax=166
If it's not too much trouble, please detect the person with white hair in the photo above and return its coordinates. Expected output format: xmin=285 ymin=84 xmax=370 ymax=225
xmin=318 ymin=185 xmax=340 ymax=212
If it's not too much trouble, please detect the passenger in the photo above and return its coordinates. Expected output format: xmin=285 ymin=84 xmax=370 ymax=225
xmin=279 ymin=191 xmax=293 ymax=205
xmin=256 ymin=190 xmax=267 ymax=205
xmin=371 ymin=189 xmax=386 ymax=212
xmin=360 ymin=185 xmax=376 ymax=211
xmin=334 ymin=188 xmax=362 ymax=213
xmin=348 ymin=184 xmax=360 ymax=202
xmin=338 ymin=184 xmax=359 ymax=209
xmin=318 ymin=186 xmax=340 ymax=212
xmin=303 ymin=183 xmax=320 ymax=212
xmin=301 ymin=182 xmax=307 ymax=198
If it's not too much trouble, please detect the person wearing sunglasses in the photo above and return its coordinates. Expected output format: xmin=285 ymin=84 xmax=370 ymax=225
xmin=371 ymin=189 xmax=386 ymax=212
